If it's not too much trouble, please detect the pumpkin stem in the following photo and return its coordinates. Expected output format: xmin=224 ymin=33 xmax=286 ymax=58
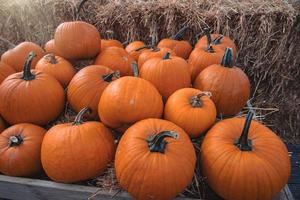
xmin=189 ymin=92 xmax=212 ymax=107
xmin=75 ymin=0 xmax=89 ymax=20
xmin=22 ymin=51 xmax=36 ymax=81
xmin=44 ymin=53 xmax=58 ymax=64
xmin=102 ymin=71 xmax=120 ymax=82
xmin=134 ymin=45 xmax=151 ymax=52
xmin=204 ymin=27 xmax=214 ymax=53
xmin=221 ymin=48 xmax=234 ymax=67
xmin=212 ymin=35 xmax=224 ymax=44
xmin=73 ymin=107 xmax=91 ymax=125
xmin=131 ymin=62 xmax=139 ymax=77
xmin=163 ymin=52 xmax=171 ymax=60
xmin=235 ymin=111 xmax=254 ymax=151
xmin=9 ymin=135 xmax=23 ymax=147
xmin=171 ymin=26 xmax=188 ymax=40
xmin=147 ymin=131 xmax=179 ymax=153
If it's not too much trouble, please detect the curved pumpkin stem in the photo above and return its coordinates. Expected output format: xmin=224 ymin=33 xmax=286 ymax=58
xmin=73 ymin=107 xmax=91 ymax=125
xmin=203 ymin=27 xmax=214 ymax=53
xmin=102 ymin=71 xmax=120 ymax=82
xmin=134 ymin=45 xmax=151 ymax=52
xmin=147 ymin=131 xmax=179 ymax=153
xmin=163 ymin=52 xmax=171 ymax=60
xmin=235 ymin=111 xmax=254 ymax=151
xmin=212 ymin=35 xmax=224 ymax=45
xmin=22 ymin=51 xmax=36 ymax=81
xmin=44 ymin=53 xmax=58 ymax=64
xmin=9 ymin=135 xmax=23 ymax=147
xmin=221 ymin=48 xmax=234 ymax=68
xmin=75 ymin=0 xmax=89 ymax=20
xmin=171 ymin=26 xmax=188 ymax=40
xmin=131 ymin=62 xmax=139 ymax=77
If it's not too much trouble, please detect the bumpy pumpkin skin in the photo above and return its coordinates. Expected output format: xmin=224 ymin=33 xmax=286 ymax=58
xmin=125 ymin=41 xmax=146 ymax=61
xmin=98 ymin=77 xmax=163 ymax=131
xmin=140 ymin=54 xmax=191 ymax=101
xmin=138 ymin=47 xmax=176 ymax=68
xmin=100 ymin=39 xmax=123 ymax=51
xmin=1 ymin=42 xmax=45 ymax=72
xmin=41 ymin=120 xmax=115 ymax=183
xmin=157 ymin=39 xmax=192 ymax=59
xmin=0 ymin=123 xmax=46 ymax=176
xmin=201 ymin=117 xmax=291 ymax=200
xmin=68 ymin=65 xmax=118 ymax=119
xmin=35 ymin=54 xmax=76 ymax=87
xmin=115 ymin=118 xmax=196 ymax=200
xmin=94 ymin=47 xmax=135 ymax=76
xmin=0 ymin=116 xmax=6 ymax=133
xmin=0 ymin=61 xmax=15 ymax=84
xmin=164 ymin=88 xmax=216 ymax=137
xmin=54 ymin=21 xmax=101 ymax=60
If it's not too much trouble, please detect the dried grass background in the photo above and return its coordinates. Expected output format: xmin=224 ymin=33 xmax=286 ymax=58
xmin=0 ymin=0 xmax=299 ymax=144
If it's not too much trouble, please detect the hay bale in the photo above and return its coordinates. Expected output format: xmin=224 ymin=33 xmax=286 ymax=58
xmin=0 ymin=0 xmax=299 ymax=142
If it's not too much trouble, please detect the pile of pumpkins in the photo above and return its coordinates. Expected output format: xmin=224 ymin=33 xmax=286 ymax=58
xmin=0 ymin=14 xmax=291 ymax=200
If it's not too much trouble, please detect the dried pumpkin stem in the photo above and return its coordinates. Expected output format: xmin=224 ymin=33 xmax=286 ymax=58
xmin=171 ymin=26 xmax=188 ymax=40
xmin=73 ymin=107 xmax=91 ymax=125
xmin=75 ymin=0 xmax=89 ymax=20
xmin=221 ymin=48 xmax=234 ymax=68
xmin=163 ymin=52 xmax=171 ymax=60
xmin=9 ymin=135 xmax=23 ymax=147
xmin=189 ymin=92 xmax=210 ymax=107
xmin=22 ymin=51 xmax=36 ymax=81
xmin=102 ymin=71 xmax=120 ymax=82
xmin=45 ymin=53 xmax=58 ymax=64
xmin=212 ymin=35 xmax=224 ymax=44
xmin=131 ymin=62 xmax=139 ymax=77
xmin=147 ymin=131 xmax=179 ymax=153
xmin=204 ymin=27 xmax=214 ymax=53
xmin=235 ymin=111 xmax=254 ymax=151
xmin=134 ymin=45 xmax=151 ymax=52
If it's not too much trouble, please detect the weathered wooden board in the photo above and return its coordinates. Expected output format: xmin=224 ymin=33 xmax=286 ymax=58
xmin=0 ymin=175 xmax=294 ymax=200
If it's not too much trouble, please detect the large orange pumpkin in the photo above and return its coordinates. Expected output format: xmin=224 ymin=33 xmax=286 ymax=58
xmin=194 ymin=48 xmax=250 ymax=116
xmin=0 ymin=52 xmax=65 ymax=125
xmin=94 ymin=47 xmax=135 ymax=76
xmin=0 ymin=61 xmax=15 ymax=84
xmin=68 ymin=65 xmax=119 ymax=119
xmin=138 ymin=47 xmax=176 ymax=68
xmin=100 ymin=39 xmax=123 ymax=51
xmin=140 ymin=52 xmax=191 ymax=101
xmin=1 ymin=42 xmax=45 ymax=72
xmin=0 ymin=116 xmax=6 ymax=133
xmin=115 ymin=118 xmax=196 ymax=200
xmin=125 ymin=41 xmax=147 ymax=61
xmin=41 ymin=107 xmax=115 ymax=183
xmin=98 ymin=63 xmax=163 ymax=132
xmin=201 ymin=112 xmax=291 ymax=200
xmin=35 ymin=54 xmax=76 ymax=87
xmin=0 ymin=123 xmax=46 ymax=176
xmin=164 ymin=88 xmax=216 ymax=138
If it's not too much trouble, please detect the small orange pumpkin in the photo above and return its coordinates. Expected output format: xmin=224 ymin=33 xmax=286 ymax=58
xmin=201 ymin=112 xmax=291 ymax=200
xmin=138 ymin=47 xmax=176 ymax=68
xmin=68 ymin=65 xmax=119 ymax=119
xmin=140 ymin=52 xmax=191 ymax=101
xmin=94 ymin=47 xmax=135 ymax=76
xmin=125 ymin=41 xmax=147 ymax=61
xmin=0 ymin=116 xmax=6 ymax=133
xmin=115 ymin=118 xmax=196 ymax=200
xmin=100 ymin=39 xmax=123 ymax=51
xmin=35 ymin=54 xmax=76 ymax=87
xmin=41 ymin=107 xmax=115 ymax=183
xmin=194 ymin=48 xmax=250 ymax=116
xmin=0 ymin=52 xmax=65 ymax=125
xmin=164 ymin=88 xmax=216 ymax=137
xmin=0 ymin=123 xmax=46 ymax=176
xmin=1 ymin=42 xmax=45 ymax=72
xmin=0 ymin=61 xmax=15 ymax=84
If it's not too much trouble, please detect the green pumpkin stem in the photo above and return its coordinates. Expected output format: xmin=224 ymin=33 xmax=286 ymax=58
xmin=131 ymin=62 xmax=139 ymax=77
xmin=163 ymin=52 xmax=171 ymax=60
xmin=22 ymin=51 xmax=36 ymax=81
xmin=204 ymin=27 xmax=214 ymax=53
xmin=73 ymin=107 xmax=91 ymax=125
xmin=45 ymin=53 xmax=58 ymax=64
xmin=221 ymin=48 xmax=234 ymax=67
xmin=102 ymin=71 xmax=120 ymax=82
xmin=147 ymin=131 xmax=179 ymax=153
xmin=235 ymin=111 xmax=254 ymax=151
xmin=9 ymin=135 xmax=23 ymax=147
xmin=171 ymin=26 xmax=188 ymax=40
xmin=212 ymin=35 xmax=223 ymax=44
xmin=75 ymin=0 xmax=89 ymax=20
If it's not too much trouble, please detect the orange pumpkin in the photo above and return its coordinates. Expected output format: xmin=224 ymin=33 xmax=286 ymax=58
xmin=164 ymin=88 xmax=216 ymax=137
xmin=0 ymin=52 xmax=65 ymax=125
xmin=0 ymin=123 xmax=46 ymax=176
xmin=0 ymin=116 xmax=6 ymax=133
xmin=100 ymin=39 xmax=123 ymax=51
xmin=1 ymin=42 xmax=45 ymax=72
xmin=125 ymin=41 xmax=147 ymax=61
xmin=35 ymin=54 xmax=76 ymax=87
xmin=140 ymin=52 xmax=191 ymax=101
xmin=115 ymin=118 xmax=196 ymax=200
xmin=194 ymin=48 xmax=250 ymax=116
xmin=157 ymin=26 xmax=192 ymax=59
xmin=0 ymin=61 xmax=15 ymax=84
xmin=138 ymin=47 xmax=176 ymax=68
xmin=94 ymin=47 xmax=135 ymax=76
xmin=98 ymin=63 xmax=163 ymax=132
xmin=201 ymin=112 xmax=291 ymax=200
xmin=44 ymin=39 xmax=64 ymax=57
xmin=68 ymin=65 xmax=119 ymax=119
xmin=41 ymin=107 xmax=115 ymax=183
